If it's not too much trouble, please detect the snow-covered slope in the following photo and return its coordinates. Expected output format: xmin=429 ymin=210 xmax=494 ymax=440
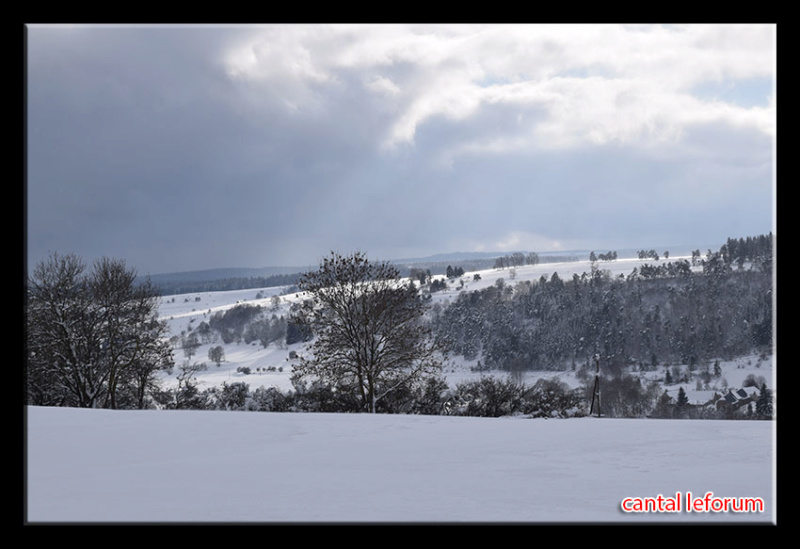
xmin=156 ymin=256 xmax=670 ymax=389
xmin=155 ymin=255 xmax=774 ymax=406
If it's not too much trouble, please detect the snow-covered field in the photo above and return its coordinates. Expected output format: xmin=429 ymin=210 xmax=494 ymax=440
xmin=26 ymin=406 xmax=775 ymax=523
xmin=25 ymin=254 xmax=777 ymax=524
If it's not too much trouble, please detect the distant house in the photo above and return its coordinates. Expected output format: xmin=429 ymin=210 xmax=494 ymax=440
xmin=715 ymin=387 xmax=758 ymax=411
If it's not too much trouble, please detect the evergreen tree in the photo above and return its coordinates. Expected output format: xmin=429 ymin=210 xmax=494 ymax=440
xmin=674 ymin=386 xmax=689 ymax=418
xmin=676 ymin=386 xmax=689 ymax=407
xmin=756 ymin=383 xmax=773 ymax=419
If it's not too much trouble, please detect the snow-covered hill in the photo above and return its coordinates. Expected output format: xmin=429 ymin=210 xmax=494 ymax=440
xmin=155 ymin=254 xmax=774 ymax=407
xmin=156 ymin=256 xmax=670 ymax=388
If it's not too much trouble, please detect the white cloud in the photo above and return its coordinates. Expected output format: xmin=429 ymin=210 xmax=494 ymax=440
xmin=222 ymin=23 xmax=775 ymax=163
xmin=365 ymin=75 xmax=401 ymax=97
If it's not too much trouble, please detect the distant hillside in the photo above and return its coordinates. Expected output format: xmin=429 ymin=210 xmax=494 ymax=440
xmin=142 ymin=266 xmax=310 ymax=296
xmin=146 ymin=266 xmax=310 ymax=283
xmin=141 ymin=244 xmax=722 ymax=296
xmin=142 ymin=253 xmax=536 ymax=295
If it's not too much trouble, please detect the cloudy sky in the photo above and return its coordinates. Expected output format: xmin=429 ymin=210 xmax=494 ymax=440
xmin=26 ymin=24 xmax=776 ymax=276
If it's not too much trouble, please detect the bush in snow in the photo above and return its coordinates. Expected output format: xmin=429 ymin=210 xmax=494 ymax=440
xmin=524 ymin=377 xmax=586 ymax=418
xmin=448 ymin=377 xmax=526 ymax=417
xmin=581 ymin=373 xmax=660 ymax=418
xmin=219 ymin=381 xmax=250 ymax=411
xmin=248 ymin=386 xmax=294 ymax=412
xmin=409 ymin=377 xmax=451 ymax=416
xmin=289 ymin=378 xmax=361 ymax=413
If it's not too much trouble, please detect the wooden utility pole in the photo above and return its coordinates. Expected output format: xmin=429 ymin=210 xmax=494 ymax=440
xmin=590 ymin=354 xmax=602 ymax=417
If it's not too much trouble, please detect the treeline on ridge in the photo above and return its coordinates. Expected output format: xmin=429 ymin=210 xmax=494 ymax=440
xmin=150 ymin=272 xmax=303 ymax=296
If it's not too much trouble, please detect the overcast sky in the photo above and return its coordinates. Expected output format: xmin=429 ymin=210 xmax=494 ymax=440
xmin=26 ymin=24 xmax=776 ymax=276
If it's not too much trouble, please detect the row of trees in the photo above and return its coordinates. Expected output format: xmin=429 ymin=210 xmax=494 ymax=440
xmin=26 ymin=253 xmax=173 ymax=408
xmin=637 ymin=249 xmax=665 ymax=261
xmin=150 ymin=365 xmax=773 ymax=420
xmin=494 ymin=252 xmax=540 ymax=270
xmin=718 ymin=234 xmax=774 ymax=270
xmin=151 ymin=371 xmax=586 ymax=417
xmin=590 ymin=251 xmax=618 ymax=262
xmin=445 ymin=265 xmax=465 ymax=278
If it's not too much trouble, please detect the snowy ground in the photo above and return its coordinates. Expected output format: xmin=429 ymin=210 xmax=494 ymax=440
xmin=25 ymin=406 xmax=776 ymax=523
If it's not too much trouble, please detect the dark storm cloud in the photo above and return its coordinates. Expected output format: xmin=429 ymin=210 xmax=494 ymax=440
xmin=26 ymin=26 xmax=354 ymax=272
xmin=27 ymin=26 xmax=251 ymax=271
xmin=26 ymin=24 xmax=776 ymax=275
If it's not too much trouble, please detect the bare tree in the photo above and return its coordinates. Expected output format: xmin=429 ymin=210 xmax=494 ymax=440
xmin=27 ymin=253 xmax=99 ymax=407
xmin=90 ymin=257 xmax=173 ymax=409
xmin=26 ymin=253 xmax=173 ymax=408
xmin=291 ymin=251 xmax=443 ymax=413
xmin=182 ymin=333 xmax=200 ymax=361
